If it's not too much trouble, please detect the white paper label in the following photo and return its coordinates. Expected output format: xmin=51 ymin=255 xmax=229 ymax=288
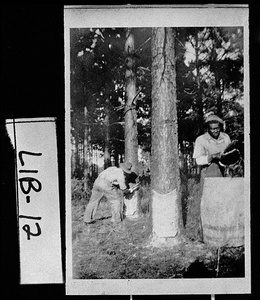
xmin=6 ymin=118 xmax=63 ymax=284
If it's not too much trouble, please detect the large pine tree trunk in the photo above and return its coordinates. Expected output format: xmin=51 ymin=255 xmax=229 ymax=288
xmin=124 ymin=28 xmax=139 ymax=218
xmin=151 ymin=27 xmax=184 ymax=247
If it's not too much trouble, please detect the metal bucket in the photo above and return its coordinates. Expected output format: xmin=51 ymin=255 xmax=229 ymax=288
xmin=201 ymin=177 xmax=244 ymax=247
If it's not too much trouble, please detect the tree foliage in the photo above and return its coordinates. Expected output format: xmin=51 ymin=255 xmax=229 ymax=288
xmin=70 ymin=27 xmax=244 ymax=178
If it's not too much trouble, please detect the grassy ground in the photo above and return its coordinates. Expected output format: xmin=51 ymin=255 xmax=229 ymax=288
xmin=71 ymin=178 xmax=245 ymax=279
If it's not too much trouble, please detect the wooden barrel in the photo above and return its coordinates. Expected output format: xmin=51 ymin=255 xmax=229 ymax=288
xmin=200 ymin=177 xmax=244 ymax=247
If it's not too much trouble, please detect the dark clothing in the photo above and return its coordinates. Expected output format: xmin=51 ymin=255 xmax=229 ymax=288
xmin=124 ymin=171 xmax=138 ymax=189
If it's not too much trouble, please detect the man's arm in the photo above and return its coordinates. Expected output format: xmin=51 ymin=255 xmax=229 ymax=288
xmin=193 ymin=136 xmax=222 ymax=165
xmin=195 ymin=156 xmax=210 ymax=165
xmin=193 ymin=137 xmax=209 ymax=165
xmin=116 ymin=169 xmax=127 ymax=190
xmin=195 ymin=151 xmax=222 ymax=165
xmin=207 ymin=152 xmax=222 ymax=163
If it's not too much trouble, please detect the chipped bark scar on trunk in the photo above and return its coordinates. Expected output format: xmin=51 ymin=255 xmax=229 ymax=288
xmin=150 ymin=189 xmax=184 ymax=247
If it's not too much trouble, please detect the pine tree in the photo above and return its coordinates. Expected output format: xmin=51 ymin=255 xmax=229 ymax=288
xmin=150 ymin=27 xmax=184 ymax=247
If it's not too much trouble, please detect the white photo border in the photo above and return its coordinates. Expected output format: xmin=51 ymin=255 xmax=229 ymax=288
xmin=64 ymin=4 xmax=250 ymax=295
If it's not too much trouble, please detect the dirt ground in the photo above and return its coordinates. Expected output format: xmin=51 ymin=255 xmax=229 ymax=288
xmin=71 ymin=182 xmax=245 ymax=279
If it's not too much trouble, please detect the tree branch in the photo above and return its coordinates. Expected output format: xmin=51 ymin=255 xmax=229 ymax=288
xmin=131 ymin=87 xmax=142 ymax=105
xmin=110 ymin=137 xmax=125 ymax=142
xmin=135 ymin=37 xmax=151 ymax=52
xmin=184 ymin=88 xmax=198 ymax=95
xmin=109 ymin=121 xmax=125 ymax=126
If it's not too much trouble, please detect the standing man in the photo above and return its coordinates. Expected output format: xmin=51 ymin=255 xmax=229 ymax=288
xmin=192 ymin=114 xmax=231 ymax=241
xmin=193 ymin=114 xmax=231 ymax=180
xmin=83 ymin=162 xmax=132 ymax=225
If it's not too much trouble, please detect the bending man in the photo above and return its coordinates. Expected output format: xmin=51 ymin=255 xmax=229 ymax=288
xmin=83 ymin=162 xmax=132 ymax=225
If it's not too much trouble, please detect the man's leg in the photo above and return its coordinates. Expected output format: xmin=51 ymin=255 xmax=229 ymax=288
xmin=83 ymin=186 xmax=103 ymax=224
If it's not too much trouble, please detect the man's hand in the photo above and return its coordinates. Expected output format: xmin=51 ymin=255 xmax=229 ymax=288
xmin=123 ymin=188 xmax=131 ymax=196
xmin=123 ymin=183 xmax=140 ymax=195
xmin=112 ymin=183 xmax=120 ymax=190
xmin=129 ymin=182 xmax=141 ymax=193
xmin=208 ymin=152 xmax=222 ymax=163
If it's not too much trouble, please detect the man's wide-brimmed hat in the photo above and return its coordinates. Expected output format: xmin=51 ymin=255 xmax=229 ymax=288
xmin=119 ymin=162 xmax=132 ymax=174
xmin=205 ymin=114 xmax=224 ymax=124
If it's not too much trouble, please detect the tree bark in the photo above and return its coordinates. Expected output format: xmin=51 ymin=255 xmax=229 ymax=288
xmin=83 ymin=106 xmax=89 ymax=188
xmin=124 ymin=28 xmax=138 ymax=171
xmin=87 ymin=128 xmax=92 ymax=177
xmin=74 ymin=133 xmax=79 ymax=178
xmin=216 ymin=77 xmax=223 ymax=117
xmin=114 ymin=147 xmax=119 ymax=167
xmin=104 ymin=104 xmax=111 ymax=169
xmin=194 ymin=32 xmax=204 ymax=136
xmin=151 ymin=27 xmax=184 ymax=247
xmin=124 ymin=28 xmax=139 ymax=218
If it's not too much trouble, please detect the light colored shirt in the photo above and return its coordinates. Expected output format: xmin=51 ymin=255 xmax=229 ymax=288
xmin=193 ymin=132 xmax=231 ymax=166
xmin=98 ymin=166 xmax=127 ymax=190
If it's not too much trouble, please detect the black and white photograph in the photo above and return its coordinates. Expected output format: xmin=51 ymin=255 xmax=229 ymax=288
xmin=3 ymin=3 xmax=260 ymax=300
xmin=3 ymin=3 xmax=260 ymax=299
xmin=65 ymin=5 xmax=250 ymax=296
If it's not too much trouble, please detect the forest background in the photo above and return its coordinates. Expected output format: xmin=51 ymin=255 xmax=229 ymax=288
xmin=70 ymin=26 xmax=245 ymax=280
xmin=70 ymin=26 xmax=244 ymax=182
